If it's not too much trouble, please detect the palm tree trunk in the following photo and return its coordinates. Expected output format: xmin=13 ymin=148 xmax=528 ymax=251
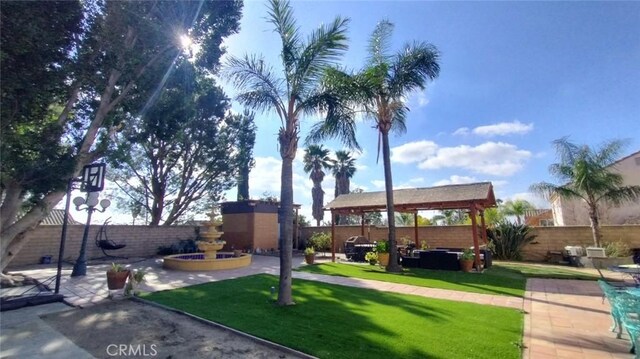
xmin=588 ymin=206 xmax=602 ymax=247
xmin=278 ymin=155 xmax=295 ymax=306
xmin=381 ymin=130 xmax=401 ymax=272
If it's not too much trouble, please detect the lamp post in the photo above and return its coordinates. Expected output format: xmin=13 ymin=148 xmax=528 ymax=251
xmin=70 ymin=192 xmax=111 ymax=277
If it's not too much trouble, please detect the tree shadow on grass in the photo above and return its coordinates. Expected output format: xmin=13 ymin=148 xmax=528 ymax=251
xmin=144 ymin=274 xmax=523 ymax=359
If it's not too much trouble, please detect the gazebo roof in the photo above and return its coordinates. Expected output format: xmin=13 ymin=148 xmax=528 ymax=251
xmin=324 ymin=182 xmax=497 ymax=214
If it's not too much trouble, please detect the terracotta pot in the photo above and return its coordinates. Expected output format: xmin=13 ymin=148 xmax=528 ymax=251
xmin=378 ymin=253 xmax=390 ymax=267
xmin=305 ymin=254 xmax=315 ymax=265
xmin=460 ymin=259 xmax=474 ymax=273
xmin=106 ymin=270 xmax=130 ymax=290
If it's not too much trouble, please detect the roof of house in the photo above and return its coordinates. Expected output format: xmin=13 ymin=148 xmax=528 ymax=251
xmin=324 ymin=182 xmax=497 ymax=214
xmin=40 ymin=209 xmax=81 ymax=225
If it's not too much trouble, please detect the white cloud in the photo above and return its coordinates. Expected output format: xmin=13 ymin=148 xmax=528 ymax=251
xmin=249 ymin=157 xmax=283 ymax=196
xmin=390 ymin=140 xmax=438 ymax=164
xmin=408 ymin=89 xmax=430 ymax=108
xmin=418 ymin=142 xmax=532 ymax=176
xmin=432 ymin=175 xmax=477 ymax=186
xmin=452 ymin=127 xmax=470 ymax=136
xmin=472 ymin=120 xmax=533 ymax=136
xmin=371 ymin=180 xmax=385 ymax=189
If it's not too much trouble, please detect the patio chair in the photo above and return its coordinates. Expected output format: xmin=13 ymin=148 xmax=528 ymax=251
xmin=94 ymin=218 xmax=127 ymax=259
xmin=614 ymin=292 xmax=640 ymax=356
xmin=598 ymin=280 xmax=626 ymax=338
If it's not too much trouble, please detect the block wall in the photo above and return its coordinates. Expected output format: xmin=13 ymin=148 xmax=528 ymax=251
xmin=301 ymin=225 xmax=640 ymax=261
xmin=7 ymin=225 xmax=197 ymax=268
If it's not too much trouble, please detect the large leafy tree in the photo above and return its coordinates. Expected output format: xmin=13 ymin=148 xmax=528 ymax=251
xmin=235 ymin=110 xmax=257 ymax=201
xmin=502 ymin=199 xmax=535 ymax=225
xmin=531 ymin=138 xmax=640 ymax=247
xmin=308 ymin=20 xmax=440 ymax=272
xmin=331 ymin=150 xmax=357 ymax=225
xmin=108 ymin=62 xmax=250 ymax=225
xmin=0 ymin=0 xmax=242 ymax=271
xmin=225 ymin=0 xmax=349 ymax=305
xmin=303 ymin=145 xmax=331 ymax=226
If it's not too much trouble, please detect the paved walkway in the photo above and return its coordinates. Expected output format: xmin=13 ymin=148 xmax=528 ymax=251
xmin=523 ymin=279 xmax=633 ymax=359
xmin=2 ymin=256 xmax=636 ymax=358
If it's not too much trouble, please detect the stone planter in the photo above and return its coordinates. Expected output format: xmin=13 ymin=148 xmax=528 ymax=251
xmin=106 ymin=270 xmax=130 ymax=290
xmin=591 ymin=256 xmax=634 ymax=269
xmin=378 ymin=253 xmax=390 ymax=267
xmin=460 ymin=259 xmax=474 ymax=272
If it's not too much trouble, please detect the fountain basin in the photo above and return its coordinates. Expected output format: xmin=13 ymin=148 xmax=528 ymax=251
xmin=163 ymin=252 xmax=252 ymax=271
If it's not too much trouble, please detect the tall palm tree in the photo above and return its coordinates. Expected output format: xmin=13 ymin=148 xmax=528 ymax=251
xmin=531 ymin=138 xmax=640 ymax=247
xmin=331 ymin=150 xmax=357 ymax=198
xmin=303 ymin=145 xmax=331 ymax=226
xmin=225 ymin=0 xmax=349 ymax=305
xmin=308 ymin=20 xmax=440 ymax=272
xmin=331 ymin=150 xmax=357 ymax=225
xmin=502 ymin=199 xmax=535 ymax=225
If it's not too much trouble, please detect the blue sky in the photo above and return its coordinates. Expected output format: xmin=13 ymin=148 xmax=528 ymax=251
xmin=72 ymin=1 xmax=639 ymax=225
xmin=216 ymin=0 xmax=639 ymax=222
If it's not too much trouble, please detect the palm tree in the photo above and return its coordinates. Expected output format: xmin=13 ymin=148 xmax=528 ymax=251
xmin=308 ymin=20 xmax=440 ymax=272
xmin=502 ymin=199 xmax=535 ymax=225
xmin=530 ymin=138 xmax=640 ymax=247
xmin=331 ymin=150 xmax=357 ymax=198
xmin=225 ymin=0 xmax=349 ymax=305
xmin=331 ymin=150 xmax=356 ymax=224
xmin=303 ymin=145 xmax=331 ymax=226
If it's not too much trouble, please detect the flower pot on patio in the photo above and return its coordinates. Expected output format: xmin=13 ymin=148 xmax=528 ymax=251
xmin=106 ymin=263 xmax=130 ymax=290
xmin=460 ymin=259 xmax=474 ymax=272
xmin=378 ymin=253 xmax=390 ymax=267
xmin=305 ymin=254 xmax=315 ymax=265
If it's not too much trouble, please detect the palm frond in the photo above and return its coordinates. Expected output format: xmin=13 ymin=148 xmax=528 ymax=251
xmin=266 ymin=0 xmax=301 ymax=79
xmin=305 ymin=112 xmax=361 ymax=151
xmin=529 ymin=182 xmax=584 ymax=201
xmin=367 ymin=19 xmax=393 ymax=66
xmin=551 ymin=137 xmax=580 ymax=166
xmin=388 ymin=41 xmax=440 ymax=97
xmin=594 ymin=138 xmax=628 ymax=167
xmin=293 ymin=16 xmax=350 ymax=95
xmin=224 ymin=54 xmax=286 ymax=119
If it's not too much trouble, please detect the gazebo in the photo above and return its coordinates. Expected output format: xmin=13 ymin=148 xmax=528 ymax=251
xmin=324 ymin=182 xmax=497 ymax=269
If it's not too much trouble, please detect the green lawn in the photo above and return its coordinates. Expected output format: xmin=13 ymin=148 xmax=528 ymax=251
xmin=298 ymin=262 xmax=527 ymax=297
xmin=296 ymin=262 xmax=599 ymax=298
xmin=143 ymin=274 xmax=523 ymax=359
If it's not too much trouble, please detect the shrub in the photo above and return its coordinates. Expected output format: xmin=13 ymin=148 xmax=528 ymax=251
xmin=304 ymin=247 xmax=315 ymax=256
xmin=308 ymin=232 xmax=331 ymax=255
xmin=486 ymin=221 xmax=537 ymax=261
xmin=461 ymin=248 xmax=475 ymax=261
xmin=603 ymin=240 xmax=632 ymax=258
xmin=364 ymin=251 xmax=378 ymax=265
xmin=375 ymin=240 xmax=389 ymax=253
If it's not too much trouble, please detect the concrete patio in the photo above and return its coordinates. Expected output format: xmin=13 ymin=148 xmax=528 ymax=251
xmin=1 ymin=256 xmax=636 ymax=358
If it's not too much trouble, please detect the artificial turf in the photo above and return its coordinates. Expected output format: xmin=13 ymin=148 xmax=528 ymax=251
xmin=143 ymin=274 xmax=523 ymax=359
xmin=297 ymin=262 xmax=527 ymax=297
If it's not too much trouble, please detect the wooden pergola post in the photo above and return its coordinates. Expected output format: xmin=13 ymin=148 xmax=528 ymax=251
xmin=479 ymin=209 xmax=487 ymax=245
xmin=331 ymin=211 xmax=336 ymax=262
xmin=294 ymin=207 xmax=299 ymax=249
xmin=361 ymin=212 xmax=365 ymax=236
xmin=413 ymin=211 xmax=419 ymax=247
xmin=470 ymin=205 xmax=481 ymax=270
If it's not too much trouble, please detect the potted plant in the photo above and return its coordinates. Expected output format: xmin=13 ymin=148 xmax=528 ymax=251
xmin=365 ymin=251 xmax=378 ymax=265
xmin=106 ymin=263 xmax=130 ymax=290
xmin=124 ymin=269 xmax=146 ymax=296
xmin=376 ymin=240 xmax=390 ymax=267
xmin=460 ymin=248 xmax=475 ymax=273
xmin=304 ymin=247 xmax=315 ymax=265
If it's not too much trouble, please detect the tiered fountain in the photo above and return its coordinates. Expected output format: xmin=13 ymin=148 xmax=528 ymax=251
xmin=163 ymin=225 xmax=252 ymax=271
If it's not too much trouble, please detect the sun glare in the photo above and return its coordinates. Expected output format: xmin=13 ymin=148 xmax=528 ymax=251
xmin=179 ymin=34 xmax=193 ymax=49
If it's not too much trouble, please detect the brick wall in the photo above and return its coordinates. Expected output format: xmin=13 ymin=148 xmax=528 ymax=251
xmin=301 ymin=225 xmax=640 ymax=261
xmin=253 ymin=212 xmax=278 ymax=251
xmin=7 ymin=225 xmax=198 ymax=269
